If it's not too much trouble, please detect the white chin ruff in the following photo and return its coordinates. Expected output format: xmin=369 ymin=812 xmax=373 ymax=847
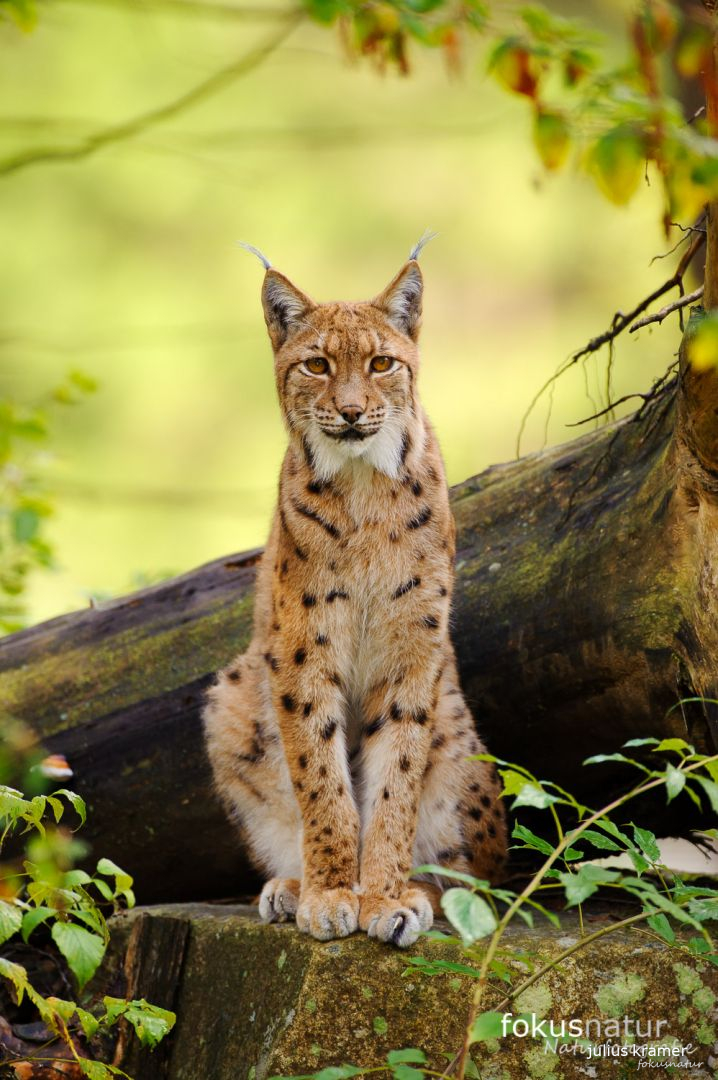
xmin=306 ymin=419 xmax=405 ymax=482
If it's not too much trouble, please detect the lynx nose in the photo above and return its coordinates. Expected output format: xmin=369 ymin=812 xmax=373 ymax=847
xmin=340 ymin=405 xmax=364 ymax=425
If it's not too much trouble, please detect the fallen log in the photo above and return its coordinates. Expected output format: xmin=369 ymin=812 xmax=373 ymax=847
xmin=1 ymin=319 xmax=717 ymax=903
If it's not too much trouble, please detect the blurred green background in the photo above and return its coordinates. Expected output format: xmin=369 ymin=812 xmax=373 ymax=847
xmin=0 ymin=0 xmax=680 ymax=627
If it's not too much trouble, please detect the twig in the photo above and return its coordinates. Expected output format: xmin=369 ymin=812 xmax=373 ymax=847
xmin=572 ymin=231 xmax=705 ymax=362
xmin=516 ymin=230 xmax=704 ymax=457
xmin=0 ymin=14 xmax=302 ymax=179
xmin=629 ymin=286 xmax=703 ymax=332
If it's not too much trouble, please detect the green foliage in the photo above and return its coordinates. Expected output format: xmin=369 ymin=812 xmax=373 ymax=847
xmin=295 ymin=0 xmax=718 ymax=235
xmin=278 ymin=719 xmax=718 ymax=1080
xmin=0 ymin=768 xmax=175 ymax=1074
xmin=0 ymin=371 xmax=96 ymax=633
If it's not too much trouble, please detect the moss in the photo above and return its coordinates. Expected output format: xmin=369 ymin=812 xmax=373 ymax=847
xmin=107 ymin=905 xmax=718 ymax=1080
xmin=692 ymin=986 xmax=715 ymax=1014
xmin=674 ymin=962 xmax=704 ymax=996
xmin=515 ymin=982 xmax=552 ymax=1018
xmin=522 ymin=1045 xmax=560 ymax=1079
xmin=594 ymin=972 xmax=646 ymax=1017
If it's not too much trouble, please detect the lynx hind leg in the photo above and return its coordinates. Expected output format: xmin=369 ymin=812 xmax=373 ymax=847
xmin=414 ymin=674 xmax=508 ymax=890
xmin=203 ymin=651 xmax=303 ymax=917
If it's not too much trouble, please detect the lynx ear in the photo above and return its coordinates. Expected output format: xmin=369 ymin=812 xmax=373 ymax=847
xmin=372 ymin=261 xmax=423 ymax=341
xmin=261 ymin=269 xmax=316 ymax=350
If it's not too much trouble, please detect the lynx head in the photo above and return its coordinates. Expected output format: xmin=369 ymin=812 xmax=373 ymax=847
xmin=254 ymin=248 xmax=430 ymax=482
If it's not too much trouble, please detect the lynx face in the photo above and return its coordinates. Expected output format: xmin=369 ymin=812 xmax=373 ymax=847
xmin=261 ymin=264 xmax=423 ymax=481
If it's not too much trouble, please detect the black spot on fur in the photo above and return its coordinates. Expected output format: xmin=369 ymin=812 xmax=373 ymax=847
xmin=293 ymin=500 xmax=341 ymax=539
xmin=422 ymin=614 xmax=440 ymax=629
xmin=326 ymin=589 xmax=349 ymax=602
xmin=298 ymin=754 xmax=308 ymax=769
xmin=399 ymin=755 xmax=411 ymax=771
xmin=364 ymin=716 xmax=385 ymax=737
xmin=281 ymin=694 xmax=295 ymax=712
xmin=480 ymin=794 xmax=491 ymax=808
xmin=303 ymin=702 xmax=313 ymax=717
xmin=294 ymin=648 xmax=306 ymax=665
xmin=399 ymin=431 xmax=411 ymax=466
xmin=393 ymin=576 xmax=421 ymax=599
xmin=488 ymin=822 xmax=497 ymax=838
xmin=280 ymin=560 xmax=288 ymax=575
xmin=383 ymin=788 xmax=390 ymax=800
xmin=302 ymin=593 xmax=317 ymax=608
xmin=228 ymin=669 xmax=241 ymax=682
xmin=328 ymin=672 xmax=341 ymax=686
xmin=309 ymin=790 xmax=318 ymax=801
xmin=407 ymin=506 xmax=432 ymax=530
xmin=390 ymin=703 xmax=402 ymax=720
xmin=439 ymin=586 xmax=448 ymax=597
xmin=295 ymin=545 xmax=308 ymax=561
xmin=316 ymin=633 xmax=329 ymax=645
xmin=321 ymin=719 xmax=337 ymax=740
xmin=431 ymin=733 xmax=446 ymax=750
xmin=411 ymin=479 xmax=422 ymax=496
xmin=469 ymin=807 xmax=484 ymax=821
xmin=413 ymin=709 xmax=428 ymax=725
xmin=307 ymin=479 xmax=330 ymax=495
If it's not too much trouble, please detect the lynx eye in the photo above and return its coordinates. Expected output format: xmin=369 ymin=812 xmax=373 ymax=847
xmin=304 ymin=357 xmax=329 ymax=375
xmin=370 ymin=355 xmax=395 ymax=373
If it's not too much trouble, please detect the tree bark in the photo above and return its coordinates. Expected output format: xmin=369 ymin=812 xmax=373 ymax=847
xmin=1 ymin=325 xmax=717 ymax=902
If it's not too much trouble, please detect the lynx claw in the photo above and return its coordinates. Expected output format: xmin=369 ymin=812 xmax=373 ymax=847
xmin=360 ymin=889 xmax=434 ymax=948
xmin=259 ymin=878 xmax=300 ymax=923
xmin=296 ymin=887 xmax=360 ymax=941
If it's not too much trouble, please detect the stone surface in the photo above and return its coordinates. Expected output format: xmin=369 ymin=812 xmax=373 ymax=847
xmin=106 ymin=903 xmax=718 ymax=1080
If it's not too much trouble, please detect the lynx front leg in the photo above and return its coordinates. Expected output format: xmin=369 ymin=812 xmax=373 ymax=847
xmin=269 ymin=656 xmax=361 ymax=941
xmin=357 ymin=661 xmax=441 ymax=947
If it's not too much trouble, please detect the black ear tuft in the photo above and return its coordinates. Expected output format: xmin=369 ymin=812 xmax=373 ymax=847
xmin=261 ymin=270 xmax=316 ymax=350
xmin=372 ymin=262 xmax=423 ymax=341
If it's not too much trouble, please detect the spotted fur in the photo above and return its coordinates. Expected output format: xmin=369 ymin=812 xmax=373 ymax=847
xmin=203 ymin=255 xmax=507 ymax=947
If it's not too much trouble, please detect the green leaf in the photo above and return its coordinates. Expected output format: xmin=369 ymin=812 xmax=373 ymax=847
xmin=469 ymin=1010 xmax=504 ymax=1044
xmin=653 ymin=738 xmax=694 ymax=755
xmin=590 ymin=126 xmax=645 ymax=206
xmin=76 ymin=1006 xmax=100 ymax=1039
xmin=558 ymin=864 xmax=620 ymax=907
xmin=52 ymin=921 xmax=105 ymax=988
xmin=582 ymin=753 xmax=648 ymax=772
xmin=511 ymin=823 xmax=553 ymax=856
xmin=696 ymin=776 xmax=718 ymax=814
xmin=412 ymin=865 xmax=488 ymax=888
xmin=391 ymin=1067 xmax=424 ymax=1080
xmin=102 ymin=996 xmax=175 ymax=1048
xmin=623 ymin=738 xmax=660 ymax=747
xmin=54 ymin=789 xmax=86 ymax=827
xmin=533 ymin=108 xmax=570 ymax=171
xmin=12 ymin=507 xmax=40 ymax=543
xmin=646 ymin=912 xmax=675 ymax=943
xmin=632 ymin=826 xmax=661 ymax=863
xmin=387 ymin=1050 xmax=427 ymax=1066
xmin=0 ymin=957 xmax=28 ymax=1004
xmin=441 ymin=889 xmax=497 ymax=945
xmin=0 ymin=899 xmax=23 ymax=945
xmin=688 ymin=897 xmax=718 ymax=922
xmin=665 ymin=763 xmax=686 ymax=802
xmin=21 ymin=905 xmax=54 ymax=943
xmin=578 ymin=828 xmax=622 ymax=852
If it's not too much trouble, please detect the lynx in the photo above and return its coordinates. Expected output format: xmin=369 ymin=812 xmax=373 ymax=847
xmin=203 ymin=241 xmax=507 ymax=948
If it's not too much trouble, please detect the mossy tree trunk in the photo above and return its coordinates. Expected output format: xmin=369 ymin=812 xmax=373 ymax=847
xmin=1 ymin=325 xmax=717 ymax=902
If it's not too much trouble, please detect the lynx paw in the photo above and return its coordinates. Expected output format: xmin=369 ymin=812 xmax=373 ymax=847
xmin=259 ymin=878 xmax=301 ymax=923
xmin=296 ymin=887 xmax=359 ymax=941
xmin=359 ymin=888 xmax=434 ymax=948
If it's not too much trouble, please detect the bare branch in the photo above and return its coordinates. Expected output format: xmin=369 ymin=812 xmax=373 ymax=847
xmin=629 ymin=286 xmax=704 ymax=333
xmin=571 ymin=231 xmax=705 ymax=362
xmin=0 ymin=15 xmax=302 ymax=180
